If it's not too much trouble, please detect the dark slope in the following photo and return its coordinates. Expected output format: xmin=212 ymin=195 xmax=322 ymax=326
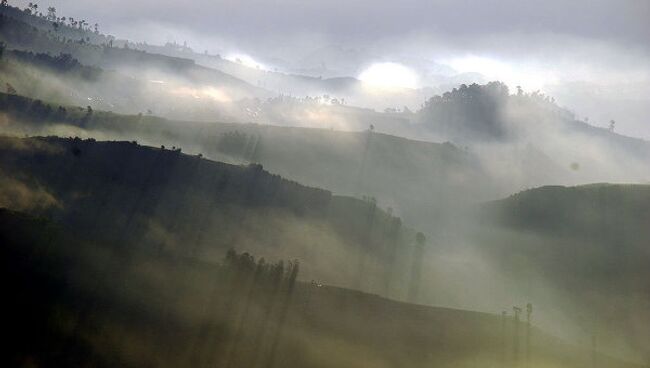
xmin=0 ymin=135 xmax=420 ymax=298
xmin=0 ymin=208 xmax=642 ymax=368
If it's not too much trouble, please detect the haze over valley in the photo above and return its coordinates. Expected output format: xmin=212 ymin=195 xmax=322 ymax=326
xmin=0 ymin=1 xmax=649 ymax=367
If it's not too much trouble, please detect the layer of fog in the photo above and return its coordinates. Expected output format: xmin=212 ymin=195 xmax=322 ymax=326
xmin=4 ymin=2 xmax=650 ymax=363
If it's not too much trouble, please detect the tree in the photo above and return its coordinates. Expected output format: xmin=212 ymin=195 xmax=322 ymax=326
xmin=608 ymin=119 xmax=616 ymax=132
xmin=526 ymin=303 xmax=533 ymax=364
xmin=513 ymin=306 xmax=522 ymax=366
xmin=47 ymin=6 xmax=56 ymax=21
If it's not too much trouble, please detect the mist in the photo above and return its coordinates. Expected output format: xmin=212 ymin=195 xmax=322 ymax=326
xmin=0 ymin=1 xmax=649 ymax=367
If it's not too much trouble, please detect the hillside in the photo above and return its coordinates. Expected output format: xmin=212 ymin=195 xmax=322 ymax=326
xmin=0 ymin=6 xmax=270 ymax=101
xmin=0 ymin=207 xmax=642 ymax=368
xmin=4 ymin=5 xmax=648 ymax=197
xmin=0 ymin=92 xmax=489 ymax=232
xmin=0 ymin=135 xmax=425 ymax=299
xmin=0 ymin=44 xmax=265 ymax=122
xmin=474 ymin=184 xmax=650 ymax=362
xmin=0 ymin=2 xmax=647 ymax=368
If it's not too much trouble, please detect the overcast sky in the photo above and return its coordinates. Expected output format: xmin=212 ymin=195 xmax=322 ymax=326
xmin=13 ymin=0 xmax=650 ymax=138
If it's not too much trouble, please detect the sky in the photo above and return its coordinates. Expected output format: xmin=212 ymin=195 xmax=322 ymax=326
xmin=13 ymin=0 xmax=650 ymax=138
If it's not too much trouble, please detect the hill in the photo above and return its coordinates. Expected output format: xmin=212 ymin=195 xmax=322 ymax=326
xmin=0 ymin=6 xmax=270 ymax=102
xmin=0 ymin=207 xmax=642 ymax=368
xmin=0 ymin=135 xmax=426 ymax=299
xmin=0 ymin=92 xmax=489 ymax=233
xmin=474 ymin=184 xmax=650 ymax=363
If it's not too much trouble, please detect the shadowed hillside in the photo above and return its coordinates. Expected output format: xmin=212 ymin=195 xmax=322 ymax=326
xmin=0 ymin=135 xmax=424 ymax=299
xmin=0 ymin=208 xmax=642 ymax=368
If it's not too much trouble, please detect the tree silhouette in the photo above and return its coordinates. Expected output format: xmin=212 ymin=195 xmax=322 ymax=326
xmin=46 ymin=6 xmax=56 ymax=21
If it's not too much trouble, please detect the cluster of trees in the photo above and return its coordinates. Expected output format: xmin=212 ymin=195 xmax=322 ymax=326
xmin=201 ymin=249 xmax=300 ymax=368
xmin=417 ymin=81 xmax=511 ymax=140
xmin=417 ymin=81 xmax=582 ymax=141
xmin=0 ymin=1 xmax=114 ymax=50
xmin=20 ymin=1 xmax=99 ymax=33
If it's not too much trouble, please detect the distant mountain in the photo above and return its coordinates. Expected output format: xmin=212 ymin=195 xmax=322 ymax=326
xmin=0 ymin=6 xmax=271 ymax=101
xmin=131 ymin=42 xmax=432 ymax=110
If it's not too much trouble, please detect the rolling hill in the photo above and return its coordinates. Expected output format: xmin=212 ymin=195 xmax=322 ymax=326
xmin=0 ymin=92 xmax=490 ymax=233
xmin=474 ymin=184 xmax=650 ymax=363
xmin=0 ymin=134 xmax=424 ymax=299
xmin=0 ymin=207 xmax=642 ymax=368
